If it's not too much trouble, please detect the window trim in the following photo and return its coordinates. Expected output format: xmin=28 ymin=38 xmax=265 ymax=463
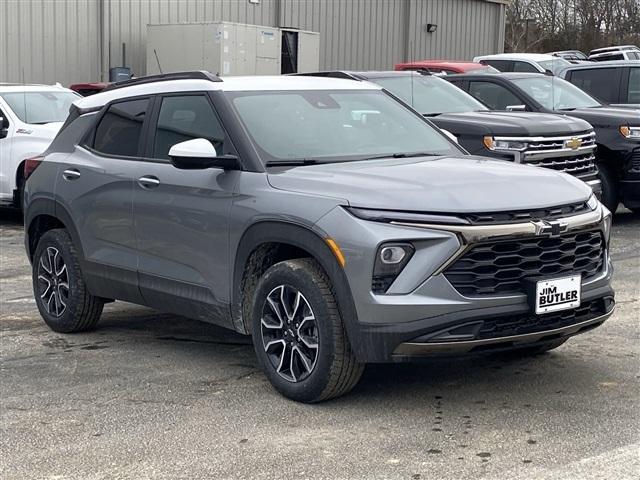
xmin=82 ymin=94 xmax=153 ymax=161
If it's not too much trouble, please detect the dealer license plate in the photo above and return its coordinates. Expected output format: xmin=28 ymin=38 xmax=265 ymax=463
xmin=535 ymin=275 xmax=581 ymax=314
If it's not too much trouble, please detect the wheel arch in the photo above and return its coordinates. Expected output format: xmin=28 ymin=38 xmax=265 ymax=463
xmin=25 ymin=198 xmax=85 ymax=262
xmin=232 ymin=221 xmax=360 ymax=341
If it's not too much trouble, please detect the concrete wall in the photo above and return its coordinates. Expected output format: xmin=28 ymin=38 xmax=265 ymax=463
xmin=0 ymin=0 xmax=506 ymax=86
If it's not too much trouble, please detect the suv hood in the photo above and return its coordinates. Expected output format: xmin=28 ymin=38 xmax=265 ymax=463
xmin=432 ymin=111 xmax=592 ymax=136
xmin=267 ymin=156 xmax=591 ymax=213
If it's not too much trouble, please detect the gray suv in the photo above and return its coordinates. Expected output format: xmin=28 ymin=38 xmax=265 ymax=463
xmin=24 ymin=72 xmax=615 ymax=402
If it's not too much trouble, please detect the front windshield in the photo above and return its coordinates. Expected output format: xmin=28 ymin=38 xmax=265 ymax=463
xmin=537 ymin=58 xmax=572 ymax=74
xmin=228 ymin=90 xmax=460 ymax=163
xmin=1 ymin=91 xmax=78 ymax=124
xmin=371 ymin=75 xmax=488 ymax=115
xmin=511 ymin=76 xmax=601 ymax=110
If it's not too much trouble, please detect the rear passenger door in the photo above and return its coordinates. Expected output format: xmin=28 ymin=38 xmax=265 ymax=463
xmin=56 ymin=97 xmax=150 ymax=304
xmin=132 ymin=92 xmax=240 ymax=326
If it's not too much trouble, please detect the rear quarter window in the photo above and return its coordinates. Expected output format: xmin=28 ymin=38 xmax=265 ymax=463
xmin=92 ymin=98 xmax=149 ymax=157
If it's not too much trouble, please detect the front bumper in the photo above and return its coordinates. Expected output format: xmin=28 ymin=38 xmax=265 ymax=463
xmin=620 ymin=179 xmax=640 ymax=209
xmin=316 ymin=203 xmax=614 ymax=362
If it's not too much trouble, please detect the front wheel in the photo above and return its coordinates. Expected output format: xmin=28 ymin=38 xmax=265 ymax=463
xmin=32 ymin=229 xmax=104 ymax=333
xmin=251 ymin=258 xmax=364 ymax=403
xmin=598 ymin=164 xmax=619 ymax=214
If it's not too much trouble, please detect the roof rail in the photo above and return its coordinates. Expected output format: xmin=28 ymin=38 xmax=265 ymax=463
xmin=103 ymin=71 xmax=221 ymax=92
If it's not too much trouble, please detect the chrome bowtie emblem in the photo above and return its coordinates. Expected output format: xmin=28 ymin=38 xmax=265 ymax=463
xmin=532 ymin=220 xmax=568 ymax=237
xmin=565 ymin=137 xmax=582 ymax=150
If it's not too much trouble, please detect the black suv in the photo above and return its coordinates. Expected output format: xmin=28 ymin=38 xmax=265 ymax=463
xmin=559 ymin=60 xmax=640 ymax=108
xmin=301 ymin=71 xmax=600 ymax=194
xmin=448 ymin=72 xmax=640 ymax=213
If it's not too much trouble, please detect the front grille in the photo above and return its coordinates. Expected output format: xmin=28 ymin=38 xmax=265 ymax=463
xmin=464 ymin=202 xmax=590 ymax=225
xmin=477 ymin=298 xmax=607 ymax=339
xmin=525 ymin=132 xmax=596 ymax=152
xmin=529 ymin=153 xmax=597 ymax=176
xmin=630 ymin=150 xmax=640 ymax=173
xmin=444 ymin=229 xmax=605 ymax=296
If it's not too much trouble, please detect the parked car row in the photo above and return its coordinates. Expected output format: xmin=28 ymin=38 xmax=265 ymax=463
xmin=20 ymin=70 xmax=618 ymax=402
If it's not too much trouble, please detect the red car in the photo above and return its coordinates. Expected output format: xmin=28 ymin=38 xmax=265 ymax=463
xmin=395 ymin=60 xmax=498 ymax=75
xmin=69 ymin=82 xmax=110 ymax=97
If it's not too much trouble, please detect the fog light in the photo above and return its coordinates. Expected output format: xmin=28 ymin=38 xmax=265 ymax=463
xmin=380 ymin=246 xmax=407 ymax=264
xmin=372 ymin=243 xmax=414 ymax=294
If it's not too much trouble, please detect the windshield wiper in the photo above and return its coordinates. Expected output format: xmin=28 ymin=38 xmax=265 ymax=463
xmin=423 ymin=113 xmax=442 ymax=117
xmin=557 ymin=107 xmax=577 ymax=111
xmin=361 ymin=152 xmax=442 ymax=161
xmin=265 ymin=159 xmax=321 ymax=167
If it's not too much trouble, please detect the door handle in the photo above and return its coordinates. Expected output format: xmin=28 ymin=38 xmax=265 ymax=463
xmin=137 ymin=175 xmax=160 ymax=189
xmin=62 ymin=168 xmax=81 ymax=180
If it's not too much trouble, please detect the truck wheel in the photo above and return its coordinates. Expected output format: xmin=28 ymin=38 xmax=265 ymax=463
xmin=598 ymin=164 xmax=619 ymax=213
xmin=32 ymin=229 xmax=104 ymax=333
xmin=251 ymin=258 xmax=364 ymax=403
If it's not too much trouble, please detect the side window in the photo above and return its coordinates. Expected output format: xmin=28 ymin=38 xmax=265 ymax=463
xmin=569 ymin=68 xmax=620 ymax=103
xmin=93 ymin=98 xmax=149 ymax=157
xmin=482 ymin=60 xmax=512 ymax=72
xmin=0 ymin=108 xmax=8 ymax=138
xmin=513 ymin=61 xmax=539 ymax=73
xmin=152 ymin=95 xmax=225 ymax=160
xmin=468 ymin=81 xmax=523 ymax=110
xmin=628 ymin=68 xmax=640 ymax=104
xmin=629 ymin=52 xmax=640 ymax=60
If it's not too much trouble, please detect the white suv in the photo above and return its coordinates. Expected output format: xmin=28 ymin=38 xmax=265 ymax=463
xmin=588 ymin=45 xmax=640 ymax=62
xmin=473 ymin=53 xmax=572 ymax=75
xmin=0 ymin=84 xmax=79 ymax=208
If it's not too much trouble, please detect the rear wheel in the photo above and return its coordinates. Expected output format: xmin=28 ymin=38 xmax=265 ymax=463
xmin=598 ymin=164 xmax=619 ymax=213
xmin=251 ymin=258 xmax=364 ymax=403
xmin=32 ymin=229 xmax=104 ymax=333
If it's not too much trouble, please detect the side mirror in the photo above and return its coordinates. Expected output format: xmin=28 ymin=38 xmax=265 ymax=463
xmin=506 ymin=104 xmax=527 ymax=112
xmin=168 ymin=138 xmax=240 ymax=170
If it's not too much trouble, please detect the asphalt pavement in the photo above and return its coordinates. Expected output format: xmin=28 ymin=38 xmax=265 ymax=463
xmin=1 ymin=207 xmax=638 ymax=479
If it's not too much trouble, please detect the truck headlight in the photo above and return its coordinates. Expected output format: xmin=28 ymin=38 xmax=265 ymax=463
xmin=372 ymin=243 xmax=414 ymax=294
xmin=619 ymin=126 xmax=640 ymax=139
xmin=483 ymin=136 xmax=527 ymax=151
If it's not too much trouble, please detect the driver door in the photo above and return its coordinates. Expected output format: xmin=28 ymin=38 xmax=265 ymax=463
xmin=132 ymin=93 xmax=241 ymax=326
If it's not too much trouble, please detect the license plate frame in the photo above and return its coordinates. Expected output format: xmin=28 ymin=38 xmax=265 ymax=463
xmin=533 ymin=274 xmax=581 ymax=314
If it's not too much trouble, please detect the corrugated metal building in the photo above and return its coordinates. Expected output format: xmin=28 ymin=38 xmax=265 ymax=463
xmin=0 ymin=0 xmax=507 ymax=86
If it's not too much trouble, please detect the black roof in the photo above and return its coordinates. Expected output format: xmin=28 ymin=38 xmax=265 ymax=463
xmin=295 ymin=70 xmax=428 ymax=81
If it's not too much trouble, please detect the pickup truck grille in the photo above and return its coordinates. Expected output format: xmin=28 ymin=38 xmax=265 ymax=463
xmin=525 ymin=132 xmax=596 ymax=151
xmin=532 ymin=152 xmax=597 ymax=176
xmin=444 ymin=229 xmax=605 ymax=296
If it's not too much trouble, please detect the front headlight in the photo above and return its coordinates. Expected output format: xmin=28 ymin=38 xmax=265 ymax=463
xmin=619 ymin=126 xmax=640 ymax=139
xmin=372 ymin=243 xmax=414 ymax=294
xmin=587 ymin=194 xmax=599 ymax=211
xmin=483 ymin=136 xmax=527 ymax=151
xmin=602 ymin=206 xmax=612 ymax=245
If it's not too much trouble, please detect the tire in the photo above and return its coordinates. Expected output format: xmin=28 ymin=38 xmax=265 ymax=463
xmin=598 ymin=164 xmax=619 ymax=214
xmin=32 ymin=229 xmax=104 ymax=333
xmin=250 ymin=258 xmax=364 ymax=403
xmin=14 ymin=174 xmax=24 ymax=210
